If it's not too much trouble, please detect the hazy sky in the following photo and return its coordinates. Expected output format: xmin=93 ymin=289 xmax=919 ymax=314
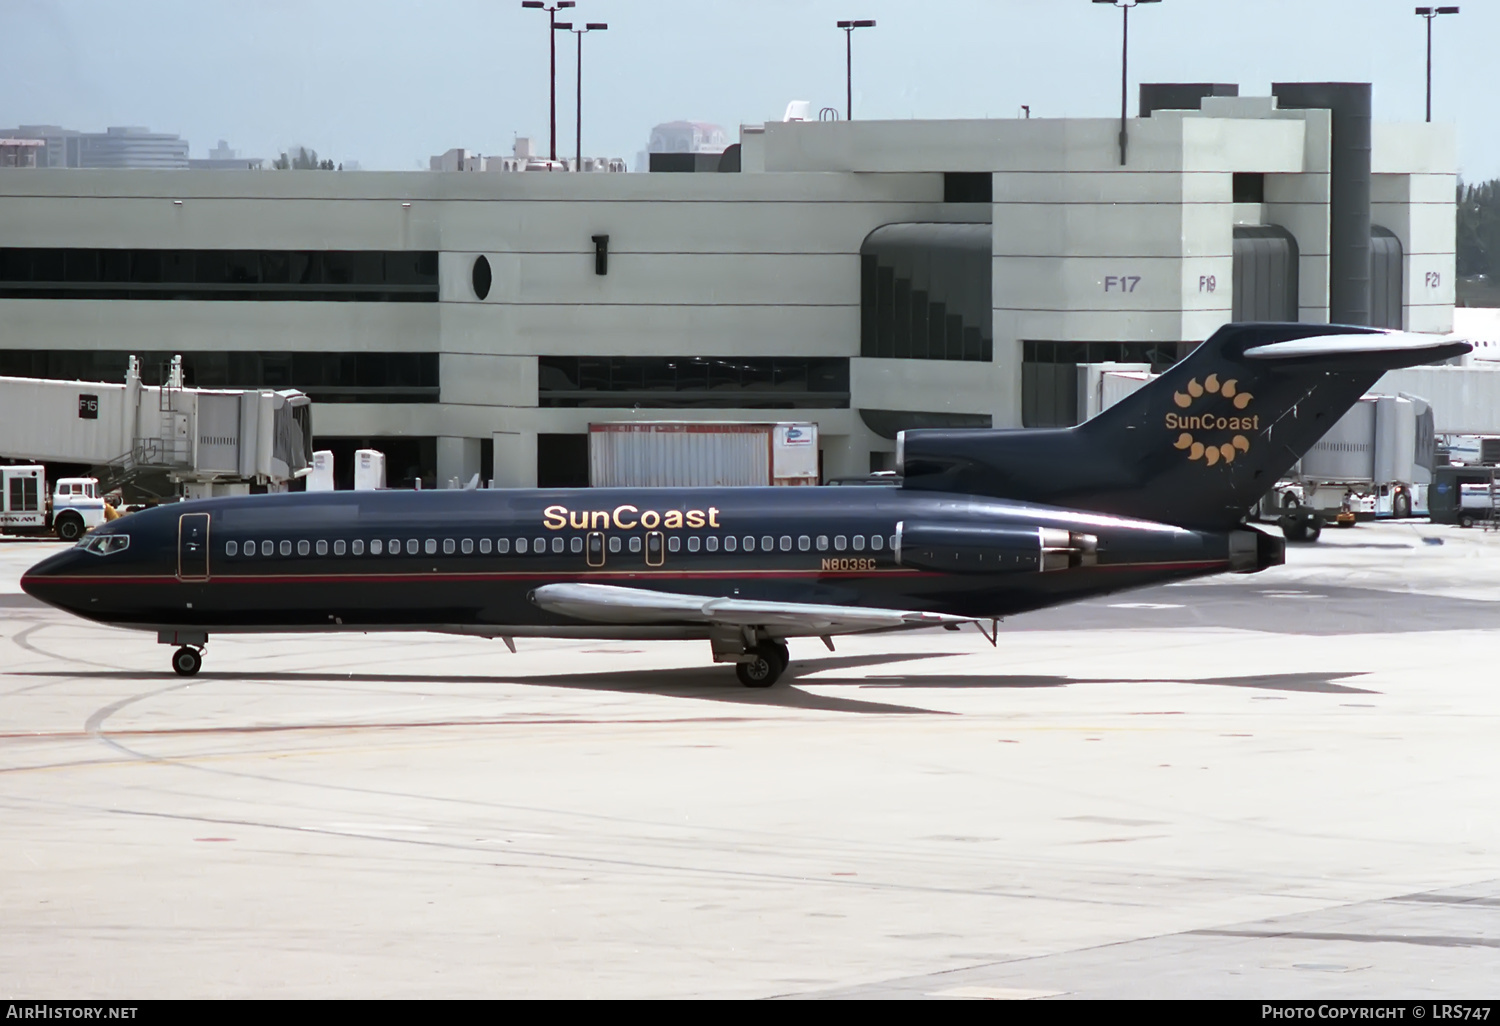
xmin=4 ymin=0 xmax=1495 ymax=177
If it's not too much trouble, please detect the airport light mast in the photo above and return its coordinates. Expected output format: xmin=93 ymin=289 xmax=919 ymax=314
xmin=521 ymin=1 xmax=576 ymax=163
xmin=1091 ymin=0 xmax=1160 ymax=166
xmin=836 ymin=19 xmax=876 ymax=121
xmin=557 ymin=21 xmax=608 ymax=172
xmin=1415 ymin=6 xmax=1460 ymax=123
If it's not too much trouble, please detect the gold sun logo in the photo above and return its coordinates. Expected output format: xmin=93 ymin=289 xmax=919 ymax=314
xmin=1165 ymin=373 xmax=1257 ymax=467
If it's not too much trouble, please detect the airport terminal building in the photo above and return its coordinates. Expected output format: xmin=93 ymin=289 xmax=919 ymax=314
xmin=0 ymin=83 xmax=1455 ymax=488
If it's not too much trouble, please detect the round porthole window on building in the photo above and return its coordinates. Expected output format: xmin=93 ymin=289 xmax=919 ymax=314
xmin=471 ymin=254 xmax=492 ymax=300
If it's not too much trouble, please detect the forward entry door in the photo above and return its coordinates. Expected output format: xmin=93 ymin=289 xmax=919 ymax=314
xmin=178 ymin=513 xmax=210 ymax=581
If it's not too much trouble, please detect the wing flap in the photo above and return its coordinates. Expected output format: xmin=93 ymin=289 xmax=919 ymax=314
xmin=531 ymin=582 xmax=971 ymax=636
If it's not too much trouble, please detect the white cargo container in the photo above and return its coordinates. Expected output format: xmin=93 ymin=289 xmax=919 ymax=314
xmin=307 ymin=450 xmax=335 ymax=491
xmin=588 ymin=422 xmax=819 ymax=487
xmin=353 ymin=449 xmax=386 ymax=491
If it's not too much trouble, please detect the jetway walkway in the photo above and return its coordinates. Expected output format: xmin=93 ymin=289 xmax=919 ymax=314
xmin=0 ymin=355 xmax=311 ymax=499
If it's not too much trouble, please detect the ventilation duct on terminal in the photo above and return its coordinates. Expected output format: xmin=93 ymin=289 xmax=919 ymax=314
xmin=1139 ymin=83 xmax=1239 ymax=117
xmin=1273 ymin=83 xmax=1372 ymax=326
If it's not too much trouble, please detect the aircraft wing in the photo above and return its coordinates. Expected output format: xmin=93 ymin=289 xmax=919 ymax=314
xmin=530 ymin=582 xmax=972 ymax=636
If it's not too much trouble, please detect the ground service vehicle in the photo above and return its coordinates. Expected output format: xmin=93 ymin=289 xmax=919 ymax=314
xmin=21 ymin=324 xmax=1470 ymax=684
xmin=1 ymin=466 xmax=107 ymax=541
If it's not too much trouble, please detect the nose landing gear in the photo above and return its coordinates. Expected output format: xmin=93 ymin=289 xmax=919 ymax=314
xmin=171 ymin=646 xmax=203 ymax=677
xmin=159 ymin=630 xmax=208 ymax=677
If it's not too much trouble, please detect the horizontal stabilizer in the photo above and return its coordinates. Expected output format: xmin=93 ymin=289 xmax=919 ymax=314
xmin=1243 ymin=330 xmax=1470 ymax=365
xmin=531 ymin=582 xmax=971 ymax=636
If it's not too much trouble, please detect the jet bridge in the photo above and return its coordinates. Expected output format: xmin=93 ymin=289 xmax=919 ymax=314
xmin=0 ymin=355 xmax=311 ymax=499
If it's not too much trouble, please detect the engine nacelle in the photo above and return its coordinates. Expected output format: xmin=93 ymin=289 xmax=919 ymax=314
xmin=895 ymin=522 xmax=1099 ymax=574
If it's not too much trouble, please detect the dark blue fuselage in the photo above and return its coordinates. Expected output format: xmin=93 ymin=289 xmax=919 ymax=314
xmin=20 ymin=485 xmax=1264 ymax=638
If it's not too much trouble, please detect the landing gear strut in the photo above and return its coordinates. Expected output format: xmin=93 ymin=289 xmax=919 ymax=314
xmin=171 ymin=646 xmax=203 ymax=677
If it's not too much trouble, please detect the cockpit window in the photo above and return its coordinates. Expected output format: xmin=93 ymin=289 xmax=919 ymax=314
xmin=79 ymin=533 xmax=130 ymax=556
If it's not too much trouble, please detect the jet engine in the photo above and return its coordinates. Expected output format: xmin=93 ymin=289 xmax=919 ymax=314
xmin=895 ymin=522 xmax=1099 ymax=574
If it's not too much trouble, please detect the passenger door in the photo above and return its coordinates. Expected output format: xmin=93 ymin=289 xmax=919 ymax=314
xmin=178 ymin=513 xmax=210 ymax=581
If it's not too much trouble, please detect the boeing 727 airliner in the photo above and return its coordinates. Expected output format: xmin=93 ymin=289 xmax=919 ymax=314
xmin=21 ymin=323 xmax=1470 ymax=686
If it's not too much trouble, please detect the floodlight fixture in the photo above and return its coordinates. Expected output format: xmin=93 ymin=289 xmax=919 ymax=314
xmin=1092 ymin=0 xmax=1162 ymax=165
xmin=836 ymin=19 xmax=877 ymax=120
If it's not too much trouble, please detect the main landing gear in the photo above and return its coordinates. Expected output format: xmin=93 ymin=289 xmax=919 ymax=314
xmin=734 ymin=642 xmax=791 ymax=688
xmin=159 ymin=631 xmax=207 ymax=677
xmin=717 ymin=633 xmax=791 ymax=688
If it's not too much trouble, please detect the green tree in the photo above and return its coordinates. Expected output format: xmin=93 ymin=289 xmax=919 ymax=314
xmin=272 ymin=147 xmax=333 ymax=171
xmin=1457 ymin=178 xmax=1500 ymax=278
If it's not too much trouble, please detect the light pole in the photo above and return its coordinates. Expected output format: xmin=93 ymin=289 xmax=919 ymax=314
xmin=1092 ymin=0 xmax=1160 ymax=166
xmin=558 ymin=21 xmax=607 ymax=171
xmin=522 ymin=1 xmax=575 ymax=162
xmin=1415 ymin=6 xmax=1459 ymax=122
xmin=836 ymin=20 xmax=876 ymax=121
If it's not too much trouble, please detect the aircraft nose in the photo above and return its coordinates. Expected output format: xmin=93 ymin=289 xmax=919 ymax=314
xmin=20 ymin=549 xmax=76 ymax=607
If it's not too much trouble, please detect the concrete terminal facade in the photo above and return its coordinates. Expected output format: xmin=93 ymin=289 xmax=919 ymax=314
xmin=0 ymin=85 xmax=1455 ymax=488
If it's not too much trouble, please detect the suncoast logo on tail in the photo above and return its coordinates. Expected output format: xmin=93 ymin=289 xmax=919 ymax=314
xmin=1165 ymin=373 xmax=1258 ymax=467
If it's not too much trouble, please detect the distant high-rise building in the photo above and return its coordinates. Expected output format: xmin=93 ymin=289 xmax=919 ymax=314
xmin=79 ymin=127 xmax=188 ymax=169
xmin=636 ymin=121 xmax=727 ymax=172
xmin=0 ymin=124 xmax=190 ymax=169
xmin=0 ymin=139 xmax=44 ymax=167
xmin=189 ymin=139 xmax=266 ymax=171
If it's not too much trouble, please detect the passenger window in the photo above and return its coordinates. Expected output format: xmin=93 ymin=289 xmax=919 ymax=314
xmin=226 ymin=540 xmax=238 ymax=557
xmin=889 ymin=535 xmax=897 ymax=551
xmin=262 ymin=539 xmax=273 ymax=555
xmin=516 ymin=538 xmax=528 ymax=554
xmin=552 ymin=537 xmax=564 ymax=554
xmin=316 ymin=539 xmax=328 ymax=556
xmin=779 ymin=536 xmax=792 ymax=552
xmin=297 ymin=539 xmax=310 ymax=556
xmin=479 ymin=538 xmax=491 ymax=554
xmin=407 ymin=539 xmax=419 ymax=555
xmin=705 ymin=536 xmax=719 ymax=552
xmin=744 ymin=536 xmax=756 ymax=551
xmin=370 ymin=539 xmax=382 ymax=555
xmin=723 ymin=536 xmax=736 ymax=553
xmin=495 ymin=538 xmax=509 ymax=554
xmin=628 ymin=536 xmax=642 ymax=553
xmin=608 ymin=536 xmax=621 ymax=553
xmin=389 ymin=538 xmax=400 ymax=554
xmin=798 ymin=535 xmax=810 ymax=551
xmin=852 ymin=535 xmax=866 ymax=552
xmin=350 ymin=539 xmax=362 ymax=555
xmin=570 ymin=536 xmax=582 ymax=553
xmin=760 ymin=536 xmax=773 ymax=551
xmin=279 ymin=540 xmax=292 ymax=556
xmin=334 ymin=540 xmax=346 ymax=556
xmin=668 ymin=536 xmax=681 ymax=553
xmin=870 ymin=535 xmax=883 ymax=551
xmin=687 ymin=536 xmax=700 ymax=552
xmin=834 ymin=535 xmax=847 ymax=551
xmin=533 ymin=536 xmax=546 ymax=553
xmin=461 ymin=538 xmax=473 ymax=555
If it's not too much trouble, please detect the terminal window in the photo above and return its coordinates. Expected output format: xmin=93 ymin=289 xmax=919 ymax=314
xmin=1022 ymin=340 xmax=1181 ymax=428
xmin=0 ymin=249 xmax=438 ymax=302
xmin=859 ymin=224 xmax=992 ymax=362
xmin=0 ymin=350 xmax=440 ymax=404
xmin=538 ymin=357 xmax=850 ymax=409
